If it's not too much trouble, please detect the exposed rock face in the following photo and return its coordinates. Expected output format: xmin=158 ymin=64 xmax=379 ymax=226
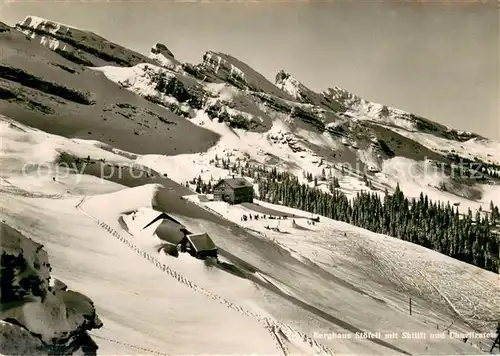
xmin=0 ymin=320 xmax=48 ymax=355
xmin=0 ymin=22 xmax=11 ymax=33
xmin=0 ymin=222 xmax=103 ymax=355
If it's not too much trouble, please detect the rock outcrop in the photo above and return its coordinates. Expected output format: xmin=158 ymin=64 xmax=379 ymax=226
xmin=149 ymin=43 xmax=183 ymax=72
xmin=0 ymin=222 xmax=103 ymax=355
xmin=151 ymin=43 xmax=175 ymax=59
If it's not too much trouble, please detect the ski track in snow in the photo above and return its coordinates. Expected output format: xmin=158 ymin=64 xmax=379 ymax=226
xmin=75 ymin=196 xmax=332 ymax=356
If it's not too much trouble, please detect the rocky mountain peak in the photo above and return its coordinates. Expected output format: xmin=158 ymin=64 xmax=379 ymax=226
xmin=275 ymin=69 xmax=291 ymax=82
xmin=275 ymin=70 xmax=305 ymax=99
xmin=151 ymin=43 xmax=175 ymax=59
xmin=149 ymin=43 xmax=182 ymax=71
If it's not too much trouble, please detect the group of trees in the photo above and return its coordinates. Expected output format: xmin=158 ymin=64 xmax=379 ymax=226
xmin=256 ymin=173 xmax=499 ymax=272
xmin=186 ymin=175 xmax=213 ymax=194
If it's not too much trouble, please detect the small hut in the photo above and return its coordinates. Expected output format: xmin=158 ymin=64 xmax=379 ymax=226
xmin=177 ymin=233 xmax=218 ymax=260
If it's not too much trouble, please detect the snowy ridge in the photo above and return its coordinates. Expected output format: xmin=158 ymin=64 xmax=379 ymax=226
xmin=274 ymin=70 xmax=335 ymax=111
xmin=324 ymin=86 xmax=412 ymax=128
xmin=203 ymin=51 xmax=247 ymax=81
xmin=16 ymin=15 xmax=153 ymax=68
xmin=82 ymin=183 xmax=161 ymax=216
xmin=20 ymin=15 xmax=81 ymax=34
xmin=16 ymin=16 xmax=75 ymax=52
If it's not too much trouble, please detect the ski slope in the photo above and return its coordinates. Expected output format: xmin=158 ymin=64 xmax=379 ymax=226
xmin=0 ymin=193 xmax=283 ymax=355
xmin=186 ymin=195 xmax=499 ymax=350
xmin=1 ymin=115 xmax=498 ymax=355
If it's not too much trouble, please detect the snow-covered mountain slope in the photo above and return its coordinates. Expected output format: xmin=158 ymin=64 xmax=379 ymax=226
xmin=0 ymin=22 xmax=219 ymax=156
xmin=93 ymin=63 xmax=275 ymax=132
xmin=1 ymin=115 xmax=497 ymax=355
xmin=384 ymin=125 xmax=500 ymax=166
xmin=134 ymin=110 xmax=499 ymax=214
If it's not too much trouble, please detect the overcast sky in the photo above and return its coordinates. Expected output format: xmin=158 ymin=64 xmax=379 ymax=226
xmin=1 ymin=1 xmax=498 ymax=139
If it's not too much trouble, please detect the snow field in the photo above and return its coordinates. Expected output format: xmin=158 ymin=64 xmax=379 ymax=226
xmin=78 ymin=195 xmax=333 ymax=356
xmin=0 ymin=193 xmax=283 ymax=355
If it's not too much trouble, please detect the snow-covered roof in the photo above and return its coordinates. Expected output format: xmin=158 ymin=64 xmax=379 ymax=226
xmin=185 ymin=233 xmax=217 ymax=252
xmin=155 ymin=220 xmax=186 ymax=245
xmin=216 ymin=178 xmax=253 ymax=189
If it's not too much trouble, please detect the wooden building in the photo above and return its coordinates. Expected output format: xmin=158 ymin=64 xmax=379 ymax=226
xmin=213 ymin=177 xmax=254 ymax=204
xmin=142 ymin=212 xmax=217 ymax=260
xmin=177 ymin=233 xmax=218 ymax=260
